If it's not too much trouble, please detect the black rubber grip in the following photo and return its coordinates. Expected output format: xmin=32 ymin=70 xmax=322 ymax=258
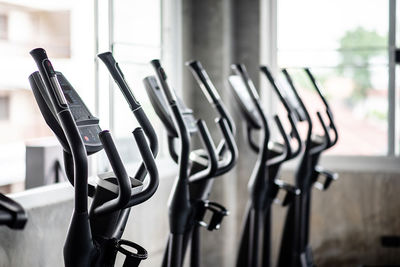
xmin=94 ymin=130 xmax=131 ymax=215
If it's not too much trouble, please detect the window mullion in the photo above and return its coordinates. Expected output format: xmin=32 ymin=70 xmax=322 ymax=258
xmin=388 ymin=0 xmax=396 ymax=156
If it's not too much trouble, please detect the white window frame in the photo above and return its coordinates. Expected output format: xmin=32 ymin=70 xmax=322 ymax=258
xmin=261 ymin=0 xmax=400 ymax=172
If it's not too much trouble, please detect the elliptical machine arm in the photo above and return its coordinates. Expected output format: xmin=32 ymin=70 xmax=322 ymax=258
xmin=186 ymin=60 xmax=238 ymax=175
xmin=231 ymin=63 xmax=290 ymax=165
xmin=151 ymin=59 xmax=192 ymax=267
xmin=304 ymin=68 xmax=339 ymax=148
xmin=259 ymin=65 xmax=303 ymax=159
xmin=98 ymin=52 xmax=159 ymax=182
xmin=30 ymin=48 xmax=96 ymax=267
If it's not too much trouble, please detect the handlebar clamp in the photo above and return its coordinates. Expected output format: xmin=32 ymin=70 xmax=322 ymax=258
xmin=312 ymin=165 xmax=338 ymax=191
xmin=271 ymin=179 xmax=301 ymax=206
xmin=195 ymin=200 xmax=229 ymax=231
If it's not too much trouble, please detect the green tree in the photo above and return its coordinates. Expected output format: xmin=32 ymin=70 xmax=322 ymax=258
xmin=337 ymin=26 xmax=387 ymax=100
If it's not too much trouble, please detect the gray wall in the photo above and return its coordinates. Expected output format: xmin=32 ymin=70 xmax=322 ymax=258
xmin=2 ymin=167 xmax=400 ymax=267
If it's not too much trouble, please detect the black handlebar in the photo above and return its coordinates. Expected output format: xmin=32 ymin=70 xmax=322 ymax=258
xmin=150 ymin=59 xmax=192 ymax=235
xmin=151 ymin=59 xmax=178 ymax=104
xmin=186 ymin=60 xmax=221 ymax=104
xmin=0 ymin=194 xmax=27 ymax=229
xmin=30 ymin=48 xmax=96 ymax=267
xmin=98 ymin=52 xmax=159 ymax=183
xmin=30 ymin=48 xmax=89 ymax=213
xmin=186 ymin=60 xmax=235 ymax=133
xmin=126 ymin=128 xmax=159 ymax=206
xmin=303 ymin=68 xmax=339 ymax=148
xmin=260 ymin=65 xmax=304 ymax=159
xmin=93 ymin=130 xmax=131 ymax=215
xmin=188 ymin=120 xmax=218 ymax=183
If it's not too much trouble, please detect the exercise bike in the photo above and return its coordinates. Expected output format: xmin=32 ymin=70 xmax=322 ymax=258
xmin=29 ymin=48 xmax=159 ymax=267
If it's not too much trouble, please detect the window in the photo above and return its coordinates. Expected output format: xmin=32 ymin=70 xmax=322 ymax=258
xmin=0 ymin=0 xmax=167 ymax=192
xmin=95 ymin=0 xmax=165 ymax=171
xmin=277 ymin=0 xmax=394 ymax=156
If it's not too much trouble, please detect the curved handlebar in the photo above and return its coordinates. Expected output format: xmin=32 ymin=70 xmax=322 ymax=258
xmin=309 ymin=111 xmax=330 ymax=155
xmin=150 ymin=59 xmax=192 ymax=235
xmin=187 ymin=60 xmax=235 ymax=133
xmin=287 ymin=113 xmax=303 ymax=158
xmin=260 ymin=65 xmax=304 ymax=159
xmin=93 ymin=130 xmax=131 ymax=215
xmin=214 ymin=117 xmax=238 ymax=176
xmin=304 ymin=68 xmax=339 ymax=148
xmin=30 ymin=48 xmax=89 ymax=213
xmin=230 ymin=63 xmax=270 ymax=162
xmin=260 ymin=66 xmax=292 ymax=112
xmin=98 ymin=52 xmax=140 ymax=110
xmin=186 ymin=60 xmax=221 ymax=103
xmin=281 ymin=68 xmax=313 ymax=150
xmin=98 ymin=52 xmax=159 ymax=183
xmin=188 ymin=120 xmax=218 ymax=183
xmin=126 ymin=128 xmax=159 ymax=207
xmin=150 ymin=59 xmax=177 ymax=104
xmin=266 ymin=115 xmax=289 ymax=166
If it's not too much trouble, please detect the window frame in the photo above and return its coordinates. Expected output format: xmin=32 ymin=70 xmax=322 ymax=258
xmin=262 ymin=0 xmax=400 ymax=169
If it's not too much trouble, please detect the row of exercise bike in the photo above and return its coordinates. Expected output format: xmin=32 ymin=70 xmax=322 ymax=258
xmin=0 ymin=47 xmax=338 ymax=267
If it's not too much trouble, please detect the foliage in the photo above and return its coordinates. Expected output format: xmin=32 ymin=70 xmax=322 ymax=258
xmin=337 ymin=26 xmax=387 ymax=101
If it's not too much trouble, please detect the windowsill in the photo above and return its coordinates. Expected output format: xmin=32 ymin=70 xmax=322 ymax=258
xmin=282 ymin=155 xmax=400 ymax=173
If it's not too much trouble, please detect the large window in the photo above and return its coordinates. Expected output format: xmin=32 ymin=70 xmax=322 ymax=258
xmin=95 ymin=0 xmax=165 ymax=172
xmin=277 ymin=0 xmax=393 ymax=156
xmin=0 ymin=0 xmax=166 ymax=193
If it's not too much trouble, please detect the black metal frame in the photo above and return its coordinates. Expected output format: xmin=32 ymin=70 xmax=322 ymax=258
xmin=229 ymin=64 xmax=301 ymax=267
xmin=269 ymin=67 xmax=338 ymax=267
xmin=147 ymin=59 xmax=237 ymax=267
xmin=29 ymin=48 xmax=159 ymax=267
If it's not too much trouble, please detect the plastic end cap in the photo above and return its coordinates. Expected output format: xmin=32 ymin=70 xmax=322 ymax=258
xmin=98 ymin=130 xmax=110 ymax=138
xmin=97 ymin=51 xmax=112 ymax=59
xmin=185 ymin=60 xmax=200 ymax=67
xmin=150 ymin=59 xmax=161 ymax=69
xmin=29 ymin=48 xmax=47 ymax=61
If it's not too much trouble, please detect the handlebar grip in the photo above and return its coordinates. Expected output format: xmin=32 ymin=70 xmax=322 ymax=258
xmin=30 ymin=48 xmax=68 ymax=113
xmin=274 ymin=115 xmax=291 ymax=160
xmin=150 ymin=59 xmax=177 ymax=104
xmin=316 ymin=111 xmax=331 ymax=148
xmin=287 ymin=113 xmax=302 ymax=158
xmin=94 ymin=130 xmax=131 ymax=215
xmin=98 ymin=52 xmax=141 ymax=111
xmin=186 ymin=60 xmax=221 ymax=104
xmin=214 ymin=117 xmax=238 ymax=176
xmin=188 ymin=120 xmax=218 ymax=183
xmin=30 ymin=48 xmax=49 ymax=64
xmin=128 ymin=128 xmax=159 ymax=206
xmin=232 ymin=63 xmax=260 ymax=100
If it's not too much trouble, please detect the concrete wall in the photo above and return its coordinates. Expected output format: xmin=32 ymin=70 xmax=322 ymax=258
xmin=2 ymin=165 xmax=400 ymax=267
xmin=0 ymin=169 xmax=175 ymax=267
